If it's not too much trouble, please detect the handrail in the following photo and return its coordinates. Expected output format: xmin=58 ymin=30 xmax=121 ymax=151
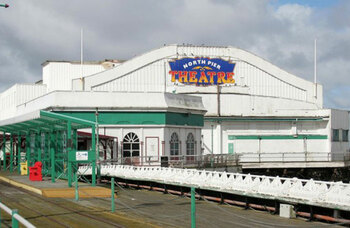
xmin=0 ymin=201 xmax=35 ymax=228
xmin=80 ymin=163 xmax=350 ymax=189
xmin=98 ymin=151 xmax=350 ymax=168
xmin=13 ymin=214 xmax=36 ymax=228
xmin=79 ymin=164 xmax=350 ymax=211
xmin=0 ymin=202 xmax=11 ymax=214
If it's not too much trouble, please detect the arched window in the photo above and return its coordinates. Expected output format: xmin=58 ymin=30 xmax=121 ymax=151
xmin=186 ymin=133 xmax=195 ymax=156
xmin=123 ymin=132 xmax=140 ymax=157
xmin=170 ymin=132 xmax=179 ymax=156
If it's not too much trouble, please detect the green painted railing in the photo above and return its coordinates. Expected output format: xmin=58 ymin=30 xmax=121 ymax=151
xmin=0 ymin=200 xmax=35 ymax=228
xmin=191 ymin=187 xmax=196 ymax=228
xmin=111 ymin=177 xmax=115 ymax=212
xmin=75 ymin=173 xmax=79 ymax=201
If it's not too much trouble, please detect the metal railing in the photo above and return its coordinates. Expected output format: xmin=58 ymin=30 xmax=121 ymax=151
xmin=0 ymin=201 xmax=35 ymax=228
xmin=98 ymin=151 xmax=350 ymax=167
xmin=100 ymin=154 xmax=240 ymax=168
xmin=237 ymin=151 xmax=350 ymax=163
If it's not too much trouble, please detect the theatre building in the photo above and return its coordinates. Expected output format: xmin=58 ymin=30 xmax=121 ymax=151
xmin=0 ymin=45 xmax=349 ymax=177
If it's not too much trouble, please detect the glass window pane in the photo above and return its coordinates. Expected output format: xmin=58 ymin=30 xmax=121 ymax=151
xmin=342 ymin=130 xmax=349 ymax=142
xmin=123 ymin=132 xmax=140 ymax=157
xmin=333 ymin=129 xmax=339 ymax=142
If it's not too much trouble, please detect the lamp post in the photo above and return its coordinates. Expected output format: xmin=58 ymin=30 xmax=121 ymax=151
xmin=0 ymin=4 xmax=9 ymax=8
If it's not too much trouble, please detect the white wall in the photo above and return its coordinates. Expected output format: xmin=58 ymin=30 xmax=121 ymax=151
xmin=202 ymin=118 xmax=332 ymax=162
xmin=82 ymin=125 xmax=201 ymax=163
xmin=89 ymin=45 xmax=323 ymax=116
xmin=330 ymin=109 xmax=349 ymax=159
xmin=0 ymin=84 xmax=47 ymax=120
xmin=43 ymin=62 xmax=106 ymax=92
xmin=164 ymin=127 xmax=201 ymax=156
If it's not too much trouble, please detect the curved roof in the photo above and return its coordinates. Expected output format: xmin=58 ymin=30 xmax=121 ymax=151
xmin=79 ymin=44 xmax=321 ymax=107
xmin=84 ymin=44 xmax=313 ymax=90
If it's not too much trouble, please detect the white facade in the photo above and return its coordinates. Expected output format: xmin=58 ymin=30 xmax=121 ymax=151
xmin=0 ymin=60 xmax=120 ymax=121
xmin=43 ymin=60 xmax=122 ymax=92
xmin=0 ymin=44 xmax=349 ymax=168
xmin=0 ymin=90 xmax=206 ymax=165
xmin=73 ymin=44 xmax=348 ymax=167
xmin=82 ymin=45 xmax=322 ymax=111
xmin=93 ymin=126 xmax=201 ymax=164
xmin=0 ymin=84 xmax=47 ymax=120
xmin=203 ymin=109 xmax=349 ymax=164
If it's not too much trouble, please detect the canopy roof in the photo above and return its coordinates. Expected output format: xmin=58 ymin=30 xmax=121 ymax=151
xmin=0 ymin=110 xmax=95 ymax=133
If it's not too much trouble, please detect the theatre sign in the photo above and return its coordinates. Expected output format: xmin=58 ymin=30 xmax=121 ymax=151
xmin=169 ymin=57 xmax=236 ymax=86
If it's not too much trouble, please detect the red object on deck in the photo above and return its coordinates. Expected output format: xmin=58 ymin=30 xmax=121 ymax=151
xmin=29 ymin=162 xmax=42 ymax=181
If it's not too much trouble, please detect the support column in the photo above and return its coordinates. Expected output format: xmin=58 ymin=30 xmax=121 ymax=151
xmin=9 ymin=133 xmax=13 ymax=172
xmin=217 ymin=122 xmax=222 ymax=154
xmin=44 ymin=132 xmax=49 ymax=174
xmin=211 ymin=124 xmax=214 ymax=154
xmin=17 ymin=134 xmax=21 ymax=174
xmin=3 ymin=132 xmax=6 ymax=171
xmin=91 ymin=125 xmax=96 ymax=186
xmin=11 ymin=209 xmax=19 ymax=228
xmin=26 ymin=132 xmax=30 ymax=175
xmin=191 ymin=187 xmax=196 ymax=228
xmin=37 ymin=132 xmax=42 ymax=162
xmin=95 ymin=109 xmax=100 ymax=184
xmin=73 ymin=129 xmax=78 ymax=175
xmin=111 ymin=177 xmax=115 ymax=212
xmin=73 ymin=129 xmax=77 ymax=151
xmin=68 ymin=162 xmax=72 ymax=187
xmin=50 ymin=130 xmax=56 ymax=183
xmin=67 ymin=121 xmax=72 ymax=187
xmin=75 ymin=173 xmax=79 ymax=201
xmin=56 ymin=131 xmax=62 ymax=179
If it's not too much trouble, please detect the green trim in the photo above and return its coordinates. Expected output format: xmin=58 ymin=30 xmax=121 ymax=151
xmin=40 ymin=110 xmax=95 ymax=127
xmin=57 ymin=112 xmax=204 ymax=127
xmin=206 ymin=117 xmax=324 ymax=122
xmin=228 ymin=143 xmax=234 ymax=154
xmin=228 ymin=135 xmax=328 ymax=140
xmin=166 ymin=113 xmax=203 ymax=127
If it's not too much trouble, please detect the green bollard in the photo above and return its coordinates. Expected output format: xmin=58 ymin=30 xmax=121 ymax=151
xmin=111 ymin=177 xmax=115 ymax=212
xmin=191 ymin=187 xmax=196 ymax=228
xmin=11 ymin=209 xmax=18 ymax=228
xmin=75 ymin=173 xmax=79 ymax=201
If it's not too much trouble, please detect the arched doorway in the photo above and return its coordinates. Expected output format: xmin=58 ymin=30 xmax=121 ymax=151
xmin=123 ymin=132 xmax=140 ymax=165
xmin=186 ymin=133 xmax=196 ymax=163
xmin=170 ymin=132 xmax=180 ymax=160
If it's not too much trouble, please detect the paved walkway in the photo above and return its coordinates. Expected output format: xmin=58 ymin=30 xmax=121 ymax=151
xmin=92 ymin=185 xmax=342 ymax=228
xmin=0 ymin=176 xmax=343 ymax=228
xmin=0 ymin=171 xmax=111 ymax=198
xmin=0 ymin=171 xmax=91 ymax=188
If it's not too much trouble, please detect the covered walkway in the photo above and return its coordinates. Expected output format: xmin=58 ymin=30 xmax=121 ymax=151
xmin=0 ymin=110 xmax=97 ymax=187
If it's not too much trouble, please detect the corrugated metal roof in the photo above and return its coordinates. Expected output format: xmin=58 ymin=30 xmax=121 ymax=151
xmin=41 ymin=59 xmax=126 ymax=66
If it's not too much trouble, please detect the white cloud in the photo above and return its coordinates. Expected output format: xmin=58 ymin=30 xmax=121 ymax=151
xmin=0 ymin=0 xmax=349 ymax=109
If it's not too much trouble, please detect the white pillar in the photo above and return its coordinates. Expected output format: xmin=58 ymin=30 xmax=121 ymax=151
xmin=217 ymin=123 xmax=222 ymax=154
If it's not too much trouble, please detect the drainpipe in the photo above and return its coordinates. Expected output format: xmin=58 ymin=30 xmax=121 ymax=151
xmin=211 ymin=125 xmax=214 ymax=168
xmin=163 ymin=61 xmax=167 ymax=92
xmin=95 ymin=108 xmax=100 ymax=183
xmin=217 ymin=84 xmax=221 ymax=116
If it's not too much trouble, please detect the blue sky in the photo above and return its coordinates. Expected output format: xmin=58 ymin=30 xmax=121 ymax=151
xmin=272 ymin=0 xmax=340 ymax=8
